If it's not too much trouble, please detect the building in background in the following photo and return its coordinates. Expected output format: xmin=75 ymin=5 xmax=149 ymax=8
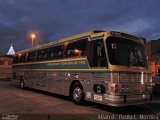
xmin=0 ymin=45 xmax=15 ymax=79
xmin=145 ymin=39 xmax=160 ymax=76
xmin=146 ymin=39 xmax=160 ymax=94
xmin=0 ymin=55 xmax=13 ymax=79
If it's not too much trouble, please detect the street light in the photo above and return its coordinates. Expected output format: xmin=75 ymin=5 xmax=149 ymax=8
xmin=30 ymin=33 xmax=36 ymax=47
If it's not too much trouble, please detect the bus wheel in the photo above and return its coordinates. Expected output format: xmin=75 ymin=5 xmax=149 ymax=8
xmin=20 ymin=80 xmax=25 ymax=89
xmin=71 ymin=82 xmax=85 ymax=105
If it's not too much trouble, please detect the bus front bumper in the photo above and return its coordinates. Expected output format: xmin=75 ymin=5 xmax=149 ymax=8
xmin=103 ymin=93 xmax=152 ymax=106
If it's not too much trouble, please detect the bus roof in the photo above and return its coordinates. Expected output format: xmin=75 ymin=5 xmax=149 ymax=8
xmin=16 ymin=30 xmax=106 ymax=54
xmin=15 ymin=30 xmax=142 ymax=55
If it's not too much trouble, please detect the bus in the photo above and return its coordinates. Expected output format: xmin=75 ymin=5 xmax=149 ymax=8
xmin=12 ymin=30 xmax=152 ymax=106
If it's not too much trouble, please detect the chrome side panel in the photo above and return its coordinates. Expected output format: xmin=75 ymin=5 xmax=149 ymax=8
xmin=13 ymin=69 xmax=152 ymax=106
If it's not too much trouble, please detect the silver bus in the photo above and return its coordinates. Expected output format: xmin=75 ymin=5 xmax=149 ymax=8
xmin=12 ymin=30 xmax=152 ymax=106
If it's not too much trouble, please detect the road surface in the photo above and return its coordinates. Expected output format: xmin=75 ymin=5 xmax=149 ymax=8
xmin=0 ymin=80 xmax=160 ymax=120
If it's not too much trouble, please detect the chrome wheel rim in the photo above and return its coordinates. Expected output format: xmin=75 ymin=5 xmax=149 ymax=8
xmin=73 ymin=87 xmax=82 ymax=102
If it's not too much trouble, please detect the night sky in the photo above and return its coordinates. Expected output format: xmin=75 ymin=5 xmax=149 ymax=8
xmin=0 ymin=0 xmax=160 ymax=54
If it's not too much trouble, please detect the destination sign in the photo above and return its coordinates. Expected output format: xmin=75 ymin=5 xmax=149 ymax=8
xmin=111 ymin=31 xmax=139 ymax=40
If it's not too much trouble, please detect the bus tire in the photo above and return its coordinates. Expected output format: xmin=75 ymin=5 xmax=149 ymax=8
xmin=20 ymin=79 xmax=25 ymax=89
xmin=71 ymin=82 xmax=85 ymax=105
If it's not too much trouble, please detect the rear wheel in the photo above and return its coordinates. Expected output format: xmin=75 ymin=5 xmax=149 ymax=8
xmin=71 ymin=82 xmax=85 ymax=105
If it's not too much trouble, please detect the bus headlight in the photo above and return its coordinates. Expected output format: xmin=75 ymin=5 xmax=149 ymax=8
xmin=126 ymin=85 xmax=130 ymax=91
xmin=121 ymin=85 xmax=130 ymax=92
xmin=121 ymin=85 xmax=125 ymax=91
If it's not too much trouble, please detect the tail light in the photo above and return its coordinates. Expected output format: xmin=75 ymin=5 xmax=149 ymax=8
xmin=115 ymin=84 xmax=119 ymax=92
xmin=135 ymin=85 xmax=142 ymax=92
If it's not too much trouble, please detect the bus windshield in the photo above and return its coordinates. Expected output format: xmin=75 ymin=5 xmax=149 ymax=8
xmin=106 ymin=37 xmax=148 ymax=67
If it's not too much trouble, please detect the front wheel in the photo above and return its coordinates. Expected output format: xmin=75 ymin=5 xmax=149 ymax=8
xmin=71 ymin=82 xmax=85 ymax=105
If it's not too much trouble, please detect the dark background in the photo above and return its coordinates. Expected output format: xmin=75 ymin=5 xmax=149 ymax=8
xmin=0 ymin=0 xmax=160 ymax=54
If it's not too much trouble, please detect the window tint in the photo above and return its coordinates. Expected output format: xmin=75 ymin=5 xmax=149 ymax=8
xmin=66 ymin=39 xmax=87 ymax=57
xmin=13 ymin=56 xmax=17 ymax=64
xmin=19 ymin=53 xmax=26 ymax=62
xmin=37 ymin=49 xmax=48 ymax=60
xmin=106 ymin=37 xmax=148 ymax=67
xmin=48 ymin=45 xmax=63 ymax=60
xmin=13 ymin=56 xmax=19 ymax=64
xmin=27 ymin=51 xmax=36 ymax=61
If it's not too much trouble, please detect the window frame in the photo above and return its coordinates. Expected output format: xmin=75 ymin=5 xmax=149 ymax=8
xmin=87 ymin=38 xmax=108 ymax=68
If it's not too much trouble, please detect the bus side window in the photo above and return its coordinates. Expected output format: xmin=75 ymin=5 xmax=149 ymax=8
xmin=48 ymin=45 xmax=63 ymax=60
xmin=27 ymin=51 xmax=37 ymax=61
xmin=37 ymin=49 xmax=48 ymax=61
xmin=13 ymin=55 xmax=19 ymax=64
xmin=65 ymin=39 xmax=87 ymax=58
xmin=19 ymin=53 xmax=27 ymax=63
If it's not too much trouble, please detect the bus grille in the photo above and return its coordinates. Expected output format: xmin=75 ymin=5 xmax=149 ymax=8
xmin=119 ymin=73 xmax=151 ymax=83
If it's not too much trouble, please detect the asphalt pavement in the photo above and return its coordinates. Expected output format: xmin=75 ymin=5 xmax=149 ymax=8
xmin=0 ymin=79 xmax=160 ymax=120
